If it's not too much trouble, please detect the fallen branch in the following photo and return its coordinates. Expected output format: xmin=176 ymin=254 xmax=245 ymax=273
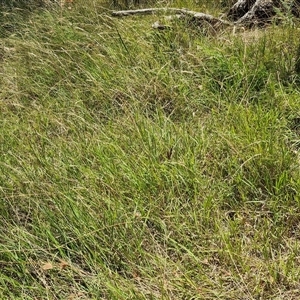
xmin=111 ymin=8 xmax=232 ymax=27
xmin=112 ymin=8 xmax=204 ymax=17
xmin=228 ymin=0 xmax=277 ymax=25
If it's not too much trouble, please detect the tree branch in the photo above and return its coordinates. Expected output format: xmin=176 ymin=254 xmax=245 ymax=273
xmin=111 ymin=8 xmax=232 ymax=26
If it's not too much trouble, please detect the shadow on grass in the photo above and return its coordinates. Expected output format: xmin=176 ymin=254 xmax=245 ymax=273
xmin=0 ymin=0 xmax=53 ymax=37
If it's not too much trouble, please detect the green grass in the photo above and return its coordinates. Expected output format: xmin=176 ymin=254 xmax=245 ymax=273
xmin=1 ymin=1 xmax=300 ymax=299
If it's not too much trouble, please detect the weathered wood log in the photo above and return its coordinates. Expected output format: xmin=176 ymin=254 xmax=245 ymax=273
xmin=111 ymin=8 xmax=232 ymax=27
xmin=228 ymin=0 xmax=300 ymax=23
xmin=227 ymin=0 xmax=257 ymax=21
xmin=112 ymin=7 xmax=169 ymax=16
xmin=234 ymin=0 xmax=276 ymax=25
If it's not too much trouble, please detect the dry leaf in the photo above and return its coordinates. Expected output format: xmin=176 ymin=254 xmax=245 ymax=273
xmin=41 ymin=262 xmax=53 ymax=271
xmin=67 ymin=292 xmax=85 ymax=300
xmin=59 ymin=260 xmax=69 ymax=269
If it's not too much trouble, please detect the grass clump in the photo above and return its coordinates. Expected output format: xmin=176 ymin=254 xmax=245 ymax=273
xmin=1 ymin=0 xmax=300 ymax=299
